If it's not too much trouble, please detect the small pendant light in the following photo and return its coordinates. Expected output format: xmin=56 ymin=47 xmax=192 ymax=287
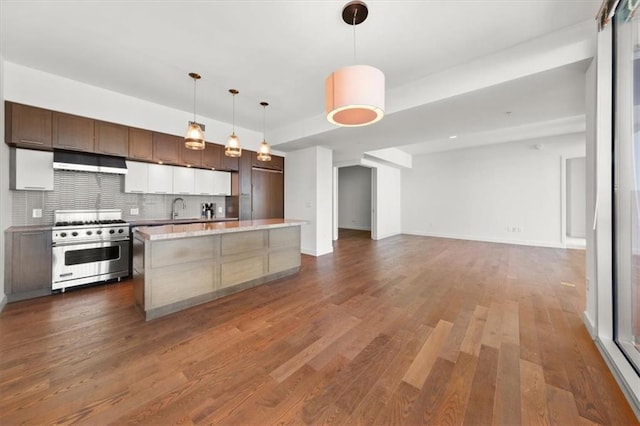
xmin=257 ymin=101 xmax=272 ymax=162
xmin=185 ymin=72 xmax=205 ymax=150
xmin=225 ymin=89 xmax=242 ymax=157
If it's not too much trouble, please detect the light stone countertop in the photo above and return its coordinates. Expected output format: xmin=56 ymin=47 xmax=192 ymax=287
xmin=134 ymin=218 xmax=306 ymax=241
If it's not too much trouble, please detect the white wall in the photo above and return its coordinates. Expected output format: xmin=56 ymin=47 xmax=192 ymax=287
xmin=567 ymin=157 xmax=587 ymax=238
xmin=285 ymin=146 xmax=333 ymax=256
xmin=338 ymin=166 xmax=371 ymax=231
xmin=372 ymin=163 xmax=402 ymax=240
xmin=402 ymin=135 xmax=584 ymax=247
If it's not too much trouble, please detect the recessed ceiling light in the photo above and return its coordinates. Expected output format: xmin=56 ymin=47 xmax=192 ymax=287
xmin=449 ymin=135 xmax=457 ymax=139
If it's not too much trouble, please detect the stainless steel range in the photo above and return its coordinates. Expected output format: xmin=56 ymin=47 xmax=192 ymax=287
xmin=52 ymin=209 xmax=130 ymax=291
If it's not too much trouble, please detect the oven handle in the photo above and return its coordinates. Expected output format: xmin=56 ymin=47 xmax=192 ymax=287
xmin=52 ymin=238 xmax=130 ymax=247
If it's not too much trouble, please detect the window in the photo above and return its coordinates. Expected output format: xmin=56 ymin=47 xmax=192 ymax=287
xmin=614 ymin=0 xmax=640 ymax=373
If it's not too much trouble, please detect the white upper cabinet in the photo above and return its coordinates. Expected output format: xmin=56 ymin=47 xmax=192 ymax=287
xmin=148 ymin=163 xmax=173 ymax=194
xmin=194 ymin=169 xmax=215 ymax=195
xmin=10 ymin=148 xmax=54 ymax=191
xmin=172 ymin=166 xmax=195 ymax=195
xmin=124 ymin=161 xmax=148 ymax=193
xmin=212 ymin=170 xmax=231 ymax=196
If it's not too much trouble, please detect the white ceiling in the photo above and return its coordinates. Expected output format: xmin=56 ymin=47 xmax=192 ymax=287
xmin=0 ymin=0 xmax=600 ymax=160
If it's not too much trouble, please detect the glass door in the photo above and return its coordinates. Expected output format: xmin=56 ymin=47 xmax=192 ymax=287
xmin=614 ymin=0 xmax=640 ymax=371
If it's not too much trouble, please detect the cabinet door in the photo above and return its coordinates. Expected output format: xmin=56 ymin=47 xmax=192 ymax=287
xmin=10 ymin=148 xmax=54 ymax=191
xmin=252 ymin=152 xmax=284 ymax=171
xmin=129 ymin=128 xmax=153 ymax=161
xmin=252 ymin=168 xmax=284 ymax=219
xmin=152 ymin=133 xmax=181 ymax=165
xmin=212 ymin=171 xmax=231 ymax=196
xmin=52 ymin=112 xmax=95 ymax=152
xmin=269 ymin=170 xmax=284 ymax=218
xmin=202 ymin=142 xmax=224 ymax=169
xmin=222 ymin=150 xmax=239 ymax=171
xmin=239 ymin=151 xmax=252 ymax=195
xmin=194 ymin=169 xmax=215 ymax=195
xmin=148 ymin=163 xmax=173 ymax=194
xmin=172 ymin=166 xmax=195 ymax=195
xmin=7 ymin=230 xmax=52 ymax=297
xmin=95 ymin=121 xmax=129 ymax=156
xmin=124 ymin=161 xmax=149 ymax=193
xmin=5 ymin=102 xmax=53 ymax=149
xmin=180 ymin=142 xmax=203 ymax=168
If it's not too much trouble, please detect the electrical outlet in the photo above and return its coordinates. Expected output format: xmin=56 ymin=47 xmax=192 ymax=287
xmin=32 ymin=208 xmax=42 ymax=218
xmin=218 ymin=206 xmax=223 ymax=214
xmin=130 ymin=208 xmax=139 ymax=215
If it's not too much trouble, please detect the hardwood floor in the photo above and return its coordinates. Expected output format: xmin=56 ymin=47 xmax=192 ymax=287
xmin=1 ymin=231 xmax=638 ymax=425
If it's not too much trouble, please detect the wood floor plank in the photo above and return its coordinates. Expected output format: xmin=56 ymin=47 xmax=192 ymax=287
xmin=493 ymin=342 xmax=521 ymax=426
xmin=0 ymin=230 xmax=636 ymax=425
xmin=463 ymin=344 xmax=499 ymax=426
xmin=520 ymin=358 xmax=551 ymax=426
xmin=459 ymin=305 xmax=489 ymax=356
xmin=402 ymin=319 xmax=453 ymax=389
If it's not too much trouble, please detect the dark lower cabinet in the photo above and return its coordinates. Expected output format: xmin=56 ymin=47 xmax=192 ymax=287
xmin=5 ymin=229 xmax=52 ymax=302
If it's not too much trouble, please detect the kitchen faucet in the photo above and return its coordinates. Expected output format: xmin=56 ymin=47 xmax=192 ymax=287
xmin=172 ymin=197 xmax=186 ymax=220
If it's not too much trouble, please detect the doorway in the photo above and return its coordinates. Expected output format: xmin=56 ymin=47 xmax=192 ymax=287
xmin=336 ymin=166 xmax=372 ymax=239
xmin=565 ymin=157 xmax=587 ymax=249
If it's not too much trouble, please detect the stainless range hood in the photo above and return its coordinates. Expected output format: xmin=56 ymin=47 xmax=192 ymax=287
xmin=53 ymin=151 xmax=128 ymax=174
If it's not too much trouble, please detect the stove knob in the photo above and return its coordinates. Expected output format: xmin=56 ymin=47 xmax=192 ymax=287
xmin=86 ymin=231 xmax=92 ymax=236
xmin=72 ymin=232 xmax=78 ymax=237
xmin=60 ymin=232 xmax=67 ymax=238
xmin=118 ymin=229 xmax=124 ymax=234
xmin=109 ymin=229 xmax=115 ymax=234
xmin=96 ymin=230 xmax=102 ymax=235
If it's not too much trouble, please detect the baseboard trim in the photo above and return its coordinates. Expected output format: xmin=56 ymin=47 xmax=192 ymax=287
xmin=338 ymin=225 xmax=371 ymax=231
xmin=302 ymin=246 xmax=334 ymax=257
xmin=583 ymin=310 xmax=596 ymax=338
xmin=0 ymin=294 xmax=6 ymax=313
xmin=402 ymin=230 xmax=564 ymax=248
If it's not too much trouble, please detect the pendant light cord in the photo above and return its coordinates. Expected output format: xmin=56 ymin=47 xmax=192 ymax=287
xmin=232 ymin=94 xmax=236 ymax=134
xmin=262 ymin=105 xmax=266 ymax=140
xmin=353 ymin=9 xmax=358 ymax=63
xmin=193 ymin=78 xmax=197 ymax=122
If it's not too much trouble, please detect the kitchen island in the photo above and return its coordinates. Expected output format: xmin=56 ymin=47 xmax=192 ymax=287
xmin=132 ymin=219 xmax=304 ymax=320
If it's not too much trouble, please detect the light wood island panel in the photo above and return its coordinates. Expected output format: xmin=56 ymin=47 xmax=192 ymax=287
xmin=133 ymin=219 xmax=304 ymax=320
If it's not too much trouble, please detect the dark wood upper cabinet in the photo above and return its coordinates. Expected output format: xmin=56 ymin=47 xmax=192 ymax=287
xmin=94 ymin=121 xmax=129 ymax=157
xmin=180 ymin=140 xmax=203 ymax=168
xmin=128 ymin=128 xmax=153 ymax=161
xmin=152 ymin=132 xmax=181 ymax=165
xmin=239 ymin=150 xmax=253 ymax=196
xmin=202 ymin=142 xmax=223 ymax=169
xmin=252 ymin=152 xmax=284 ymax=171
xmin=5 ymin=102 xmax=53 ymax=149
xmin=52 ymin=112 xmax=95 ymax=152
xmin=222 ymin=150 xmax=239 ymax=171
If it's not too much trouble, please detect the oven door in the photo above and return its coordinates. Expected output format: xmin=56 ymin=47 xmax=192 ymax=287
xmin=52 ymin=240 xmax=130 ymax=290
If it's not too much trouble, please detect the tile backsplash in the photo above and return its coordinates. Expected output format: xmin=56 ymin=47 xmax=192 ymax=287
xmin=12 ymin=170 xmax=227 ymax=226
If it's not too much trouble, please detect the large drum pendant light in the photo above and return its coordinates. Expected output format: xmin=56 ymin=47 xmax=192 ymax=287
xmin=325 ymin=1 xmax=385 ymax=127
xmin=185 ymin=72 xmax=206 ymax=150
xmin=225 ymin=89 xmax=242 ymax=158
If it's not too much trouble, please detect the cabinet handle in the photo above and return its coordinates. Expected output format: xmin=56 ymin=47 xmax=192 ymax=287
xmin=23 ymin=186 xmax=46 ymax=190
xmin=19 ymin=139 xmax=44 ymax=145
xmin=130 ymin=190 xmax=144 ymax=193
xmin=154 ymin=191 xmax=167 ymax=194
